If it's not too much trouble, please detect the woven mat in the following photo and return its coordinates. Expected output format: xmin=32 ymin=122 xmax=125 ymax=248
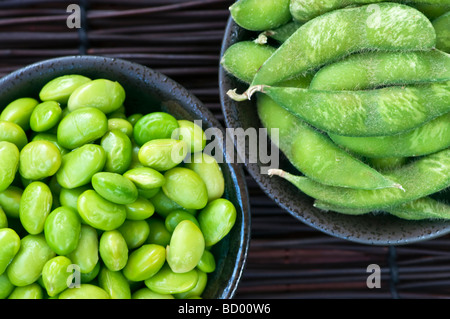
xmin=2 ymin=0 xmax=450 ymax=299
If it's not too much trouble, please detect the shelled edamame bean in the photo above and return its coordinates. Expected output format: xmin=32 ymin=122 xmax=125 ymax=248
xmin=223 ymin=1 xmax=450 ymax=220
xmin=0 ymin=74 xmax=237 ymax=299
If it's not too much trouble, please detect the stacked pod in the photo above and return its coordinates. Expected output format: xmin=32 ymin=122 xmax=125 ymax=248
xmin=0 ymin=74 xmax=236 ymax=299
xmin=223 ymin=0 xmax=450 ymax=219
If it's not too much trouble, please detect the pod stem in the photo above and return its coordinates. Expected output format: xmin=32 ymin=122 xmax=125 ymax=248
xmin=268 ymin=168 xmax=286 ymax=178
xmin=227 ymin=85 xmax=268 ymax=101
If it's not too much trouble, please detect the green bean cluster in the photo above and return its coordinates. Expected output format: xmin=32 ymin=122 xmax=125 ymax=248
xmin=223 ymin=0 xmax=450 ymax=220
xmin=0 ymin=75 xmax=237 ymax=299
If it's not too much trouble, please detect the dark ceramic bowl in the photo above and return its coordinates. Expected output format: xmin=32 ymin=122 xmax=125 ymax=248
xmin=0 ymin=55 xmax=250 ymax=298
xmin=219 ymin=17 xmax=450 ymax=245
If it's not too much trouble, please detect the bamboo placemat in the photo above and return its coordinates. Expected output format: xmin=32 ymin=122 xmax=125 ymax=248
xmin=1 ymin=0 xmax=450 ymax=299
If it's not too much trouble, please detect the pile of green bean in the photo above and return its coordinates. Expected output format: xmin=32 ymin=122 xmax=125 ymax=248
xmin=223 ymin=0 xmax=450 ymax=220
xmin=0 ymin=74 xmax=237 ymax=299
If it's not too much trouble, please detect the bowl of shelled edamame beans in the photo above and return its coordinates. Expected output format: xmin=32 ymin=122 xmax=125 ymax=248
xmin=0 ymin=55 xmax=251 ymax=299
xmin=219 ymin=0 xmax=450 ymax=245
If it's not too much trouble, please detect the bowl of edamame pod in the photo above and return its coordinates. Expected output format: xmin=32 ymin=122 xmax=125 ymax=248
xmin=219 ymin=0 xmax=450 ymax=245
xmin=0 ymin=55 xmax=251 ymax=299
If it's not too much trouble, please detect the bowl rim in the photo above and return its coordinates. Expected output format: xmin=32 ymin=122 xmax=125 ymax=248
xmin=0 ymin=54 xmax=251 ymax=298
xmin=218 ymin=16 xmax=450 ymax=246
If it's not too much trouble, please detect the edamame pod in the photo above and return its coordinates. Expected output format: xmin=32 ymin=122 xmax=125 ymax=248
xmin=99 ymin=230 xmax=128 ymax=271
xmin=253 ymin=81 xmax=450 ymax=137
xmin=67 ymin=225 xmax=99 ymax=274
xmin=0 ymin=228 xmax=20 ymax=275
xmin=310 ymin=50 xmax=450 ymax=91
xmin=167 ymin=220 xmax=205 ymax=273
xmin=39 ymin=74 xmax=91 ymax=104
xmin=77 ymin=189 xmax=126 ymax=231
xmin=19 ymin=181 xmax=53 ymax=235
xmin=264 ymin=20 xmax=303 ymax=44
xmin=101 ymin=129 xmax=133 ymax=174
xmin=67 ymin=79 xmax=125 ymax=114
xmin=0 ymin=97 xmax=39 ymax=131
xmin=19 ymin=140 xmax=61 ymax=180
xmin=186 ymin=153 xmax=225 ymax=201
xmin=257 ymin=94 xmax=400 ymax=189
xmin=58 ymin=284 xmax=110 ymax=299
xmin=7 ymin=234 xmax=55 ymax=286
xmin=56 ymin=144 xmax=106 ymax=189
xmin=329 ymin=113 xmax=450 ymax=158
xmin=229 ymin=0 xmax=291 ymax=31
xmin=0 ymin=141 xmax=19 ymax=192
xmin=268 ymin=147 xmax=450 ymax=211
xmin=122 ymin=244 xmax=166 ymax=282
xmin=0 ymin=120 xmax=28 ymax=150
xmin=91 ymin=172 xmax=138 ymax=205
xmin=289 ymin=0 xmax=447 ymax=22
xmin=44 ymin=206 xmax=81 ymax=255
xmin=433 ymin=11 xmax=450 ymax=53
xmin=250 ymin=3 xmax=435 ymax=86
xmin=198 ymin=198 xmax=237 ymax=247
xmin=41 ymin=256 xmax=73 ymax=297
xmin=57 ymin=107 xmax=108 ymax=149
xmin=162 ymin=167 xmax=208 ymax=210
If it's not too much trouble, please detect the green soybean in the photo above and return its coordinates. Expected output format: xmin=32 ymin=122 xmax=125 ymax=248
xmin=229 ymin=0 xmax=291 ymax=31
xmin=329 ymin=112 xmax=450 ymax=158
xmin=0 ymin=207 xmax=7 ymax=228
xmin=268 ymin=147 xmax=450 ymax=211
xmin=138 ymin=139 xmax=188 ymax=171
xmin=162 ymin=167 xmax=208 ymax=210
xmin=107 ymin=118 xmax=133 ymax=138
xmin=7 ymin=234 xmax=55 ymax=287
xmin=0 ymin=186 xmax=22 ymax=218
xmin=59 ymin=185 xmax=91 ymax=212
xmin=125 ymin=196 xmax=155 ymax=220
xmin=0 ymin=272 xmax=15 ymax=299
xmin=310 ymin=50 xmax=450 ymax=91
xmin=56 ymin=144 xmax=106 ymax=189
xmin=434 ymin=11 xmax=450 ymax=53
xmin=250 ymin=3 xmax=435 ymax=86
xmin=57 ymin=107 xmax=108 ymax=150
xmin=146 ymin=217 xmax=171 ymax=247
xmin=29 ymin=101 xmax=62 ymax=132
xmin=118 ymin=220 xmax=150 ymax=249
xmin=122 ymin=244 xmax=166 ymax=282
xmin=0 ymin=120 xmax=28 ymax=150
xmin=174 ymin=270 xmax=208 ymax=299
xmin=123 ymin=166 xmax=165 ymax=190
xmin=197 ymin=250 xmax=216 ymax=274
xmin=198 ymin=198 xmax=237 ymax=247
xmin=32 ymin=133 xmax=68 ymax=156
xmin=19 ymin=140 xmax=61 ymax=180
xmin=144 ymin=264 xmax=198 ymax=295
xmin=101 ymin=129 xmax=133 ymax=174
xmin=92 ymin=172 xmax=138 ymax=205
xmin=132 ymin=287 xmax=174 ymax=299
xmin=44 ymin=206 xmax=81 ymax=255
xmin=186 ymin=153 xmax=225 ymax=201
xmin=19 ymin=181 xmax=53 ymax=235
xmin=0 ymin=228 xmax=21 ymax=275
xmin=257 ymin=94 xmax=400 ymax=189
xmin=0 ymin=97 xmax=39 ymax=131
xmin=98 ymin=267 xmax=131 ymax=299
xmin=167 ymin=220 xmax=205 ymax=273
xmin=8 ymin=283 xmax=43 ymax=299
xmin=165 ymin=210 xmax=200 ymax=233
xmin=41 ymin=256 xmax=73 ymax=297
xmin=254 ymin=81 xmax=450 ymax=137
xmin=77 ymin=189 xmax=126 ymax=231
xmin=67 ymin=225 xmax=99 ymax=274
xmin=67 ymin=79 xmax=125 ymax=114
xmin=39 ymin=74 xmax=91 ymax=104
xmin=59 ymin=284 xmax=110 ymax=299
xmin=0 ymin=141 xmax=19 ymax=192
xmin=150 ymin=189 xmax=196 ymax=217
xmin=133 ymin=112 xmax=179 ymax=146
xmin=221 ymin=41 xmax=276 ymax=84
xmin=99 ymin=230 xmax=128 ymax=271
xmin=174 ymin=120 xmax=206 ymax=153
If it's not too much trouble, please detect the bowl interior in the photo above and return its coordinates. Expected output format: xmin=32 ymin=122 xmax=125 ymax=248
xmin=219 ymin=17 xmax=450 ymax=245
xmin=0 ymin=55 xmax=250 ymax=298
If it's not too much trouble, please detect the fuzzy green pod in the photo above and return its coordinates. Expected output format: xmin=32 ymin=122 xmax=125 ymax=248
xmin=434 ymin=11 xmax=450 ymax=53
